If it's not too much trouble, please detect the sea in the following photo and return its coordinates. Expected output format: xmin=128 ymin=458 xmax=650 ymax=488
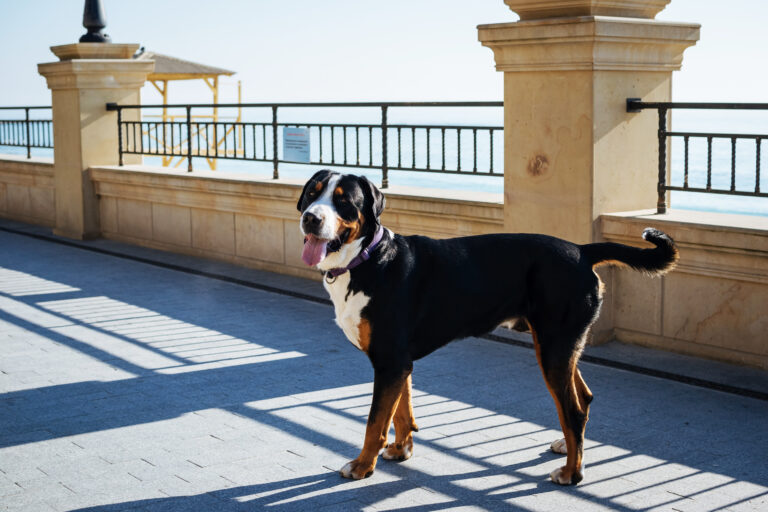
xmin=3 ymin=107 xmax=766 ymax=217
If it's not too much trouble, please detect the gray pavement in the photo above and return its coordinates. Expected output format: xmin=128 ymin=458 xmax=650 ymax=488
xmin=1 ymin=225 xmax=767 ymax=511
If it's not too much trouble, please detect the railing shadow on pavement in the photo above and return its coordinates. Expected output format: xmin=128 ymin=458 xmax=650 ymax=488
xmin=1 ymin=230 xmax=767 ymax=511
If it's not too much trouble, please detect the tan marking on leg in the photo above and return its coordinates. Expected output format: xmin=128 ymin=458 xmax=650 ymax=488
xmin=575 ymin=368 xmax=593 ymax=411
xmin=340 ymin=375 xmax=404 ymax=480
xmin=357 ymin=318 xmax=371 ymax=353
xmin=383 ymin=374 xmax=418 ymax=461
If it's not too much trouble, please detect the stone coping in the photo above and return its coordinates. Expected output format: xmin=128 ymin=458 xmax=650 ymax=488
xmin=50 ymin=43 xmax=140 ymax=61
xmin=90 ymin=164 xmax=504 ymax=207
xmin=604 ymin=208 xmax=768 ymax=237
xmin=0 ymin=154 xmax=54 ymax=166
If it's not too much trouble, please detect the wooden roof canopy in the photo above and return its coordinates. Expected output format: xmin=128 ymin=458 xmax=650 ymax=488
xmin=133 ymin=48 xmax=236 ymax=81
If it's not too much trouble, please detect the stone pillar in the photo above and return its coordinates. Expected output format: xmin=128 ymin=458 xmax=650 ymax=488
xmin=38 ymin=44 xmax=153 ymax=239
xmin=478 ymin=0 xmax=699 ymax=244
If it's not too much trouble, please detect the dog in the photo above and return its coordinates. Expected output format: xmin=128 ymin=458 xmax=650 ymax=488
xmin=296 ymin=169 xmax=678 ymax=485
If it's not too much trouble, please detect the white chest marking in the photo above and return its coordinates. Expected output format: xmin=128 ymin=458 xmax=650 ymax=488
xmin=324 ymin=272 xmax=370 ymax=351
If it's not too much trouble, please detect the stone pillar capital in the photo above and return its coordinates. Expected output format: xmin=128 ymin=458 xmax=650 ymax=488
xmin=38 ymin=59 xmax=154 ymax=90
xmin=478 ymin=17 xmax=699 ymax=72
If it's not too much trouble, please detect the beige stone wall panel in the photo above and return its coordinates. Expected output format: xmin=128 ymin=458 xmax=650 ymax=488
xmin=117 ymin=198 xmax=152 ymax=240
xmin=152 ymin=204 xmax=192 ymax=247
xmin=29 ymin=187 xmax=55 ymax=222
xmin=662 ymin=272 xmax=768 ymax=356
xmin=612 ymin=268 xmax=663 ymax=335
xmin=191 ymin=209 xmax=235 ymax=255
xmin=6 ymin=184 xmax=31 ymax=218
xmin=235 ymin=214 xmax=284 ymax=263
xmin=283 ymin=220 xmax=307 ymax=269
xmin=99 ymin=196 xmax=118 ymax=234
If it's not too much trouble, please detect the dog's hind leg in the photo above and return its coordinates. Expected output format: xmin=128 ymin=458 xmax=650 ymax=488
xmin=383 ymin=373 xmax=419 ymax=461
xmin=530 ymin=325 xmax=590 ymax=485
xmin=340 ymin=368 xmax=408 ymax=479
xmin=550 ymin=367 xmax=593 ymax=455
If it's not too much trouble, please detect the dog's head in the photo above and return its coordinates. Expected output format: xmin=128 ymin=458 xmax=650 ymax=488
xmin=296 ymin=170 xmax=385 ymax=269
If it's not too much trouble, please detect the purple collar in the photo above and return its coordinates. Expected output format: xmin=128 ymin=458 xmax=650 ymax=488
xmin=327 ymin=226 xmax=385 ymax=278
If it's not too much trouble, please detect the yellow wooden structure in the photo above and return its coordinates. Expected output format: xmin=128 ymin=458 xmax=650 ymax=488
xmin=134 ymin=49 xmax=240 ymax=170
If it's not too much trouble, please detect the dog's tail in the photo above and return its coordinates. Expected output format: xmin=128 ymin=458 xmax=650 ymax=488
xmin=581 ymin=228 xmax=679 ymax=275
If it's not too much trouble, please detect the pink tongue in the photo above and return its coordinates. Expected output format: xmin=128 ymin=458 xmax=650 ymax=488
xmin=302 ymin=235 xmax=328 ymax=267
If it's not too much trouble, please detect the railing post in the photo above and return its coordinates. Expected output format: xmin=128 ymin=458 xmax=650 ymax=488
xmin=272 ymin=106 xmax=279 ymax=179
xmin=116 ymin=106 xmax=124 ymax=166
xmin=657 ymin=107 xmax=668 ymax=214
xmin=381 ymin=105 xmax=389 ymax=189
xmin=186 ymin=105 xmax=193 ymax=172
xmin=25 ymin=108 xmax=31 ymax=159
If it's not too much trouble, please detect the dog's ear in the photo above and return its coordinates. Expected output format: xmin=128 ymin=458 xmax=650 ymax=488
xmin=296 ymin=170 xmax=331 ymax=212
xmin=358 ymin=175 xmax=385 ymax=220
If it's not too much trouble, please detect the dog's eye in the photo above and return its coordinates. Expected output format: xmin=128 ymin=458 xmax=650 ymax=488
xmin=339 ymin=197 xmax=348 ymax=203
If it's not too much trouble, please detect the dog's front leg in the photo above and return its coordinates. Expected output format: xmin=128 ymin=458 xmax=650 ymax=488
xmin=340 ymin=368 xmax=407 ymax=479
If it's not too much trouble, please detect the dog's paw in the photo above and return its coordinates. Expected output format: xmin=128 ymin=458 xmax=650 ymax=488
xmin=339 ymin=459 xmax=375 ymax=480
xmin=550 ymin=438 xmax=567 ymax=454
xmin=382 ymin=440 xmax=413 ymax=461
xmin=550 ymin=466 xmax=583 ymax=486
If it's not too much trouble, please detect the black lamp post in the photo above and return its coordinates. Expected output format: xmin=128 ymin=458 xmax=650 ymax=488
xmin=79 ymin=0 xmax=111 ymax=43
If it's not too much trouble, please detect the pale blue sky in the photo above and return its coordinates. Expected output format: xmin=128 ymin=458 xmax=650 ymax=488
xmin=1 ymin=0 xmax=767 ymax=106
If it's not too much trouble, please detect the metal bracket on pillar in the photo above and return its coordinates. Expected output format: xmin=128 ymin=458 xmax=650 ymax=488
xmin=626 ymin=98 xmax=643 ymax=113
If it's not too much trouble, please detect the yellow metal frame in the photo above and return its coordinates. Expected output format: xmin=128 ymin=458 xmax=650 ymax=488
xmin=144 ymin=76 xmax=242 ymax=170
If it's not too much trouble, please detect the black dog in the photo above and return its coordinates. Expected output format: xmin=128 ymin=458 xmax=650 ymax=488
xmin=297 ymin=170 xmax=678 ymax=485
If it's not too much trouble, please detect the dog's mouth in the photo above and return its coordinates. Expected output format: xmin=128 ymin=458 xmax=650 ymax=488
xmin=301 ymin=229 xmax=350 ymax=267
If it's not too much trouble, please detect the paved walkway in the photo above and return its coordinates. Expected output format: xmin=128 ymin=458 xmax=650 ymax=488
xmin=1 ymin=225 xmax=767 ymax=511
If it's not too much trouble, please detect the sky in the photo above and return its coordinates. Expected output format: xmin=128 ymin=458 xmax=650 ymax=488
xmin=1 ymin=0 xmax=768 ymax=106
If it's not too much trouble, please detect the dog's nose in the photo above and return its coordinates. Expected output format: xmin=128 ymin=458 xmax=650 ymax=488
xmin=302 ymin=212 xmax=322 ymax=231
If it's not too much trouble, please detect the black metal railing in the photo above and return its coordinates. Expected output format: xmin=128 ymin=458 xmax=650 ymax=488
xmin=627 ymin=99 xmax=768 ymax=213
xmin=106 ymin=102 xmax=503 ymax=188
xmin=0 ymin=106 xmax=53 ymax=158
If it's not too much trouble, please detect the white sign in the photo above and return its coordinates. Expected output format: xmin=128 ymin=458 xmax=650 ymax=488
xmin=283 ymin=127 xmax=310 ymax=163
